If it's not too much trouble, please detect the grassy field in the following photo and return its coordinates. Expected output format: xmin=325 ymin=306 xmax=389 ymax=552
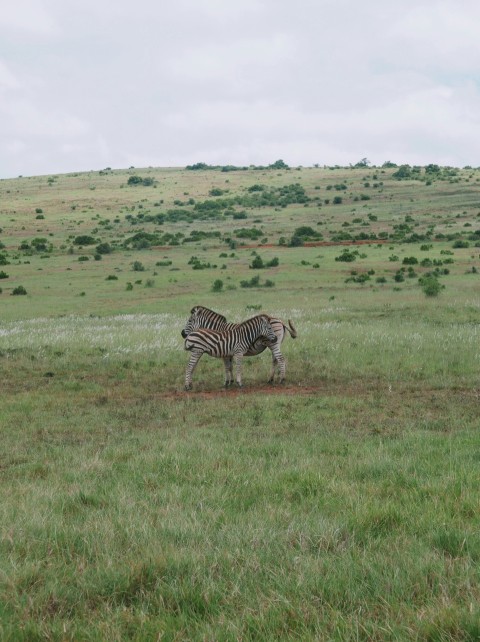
xmin=1 ymin=163 xmax=479 ymax=640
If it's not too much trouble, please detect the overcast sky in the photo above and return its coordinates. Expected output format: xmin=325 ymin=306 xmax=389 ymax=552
xmin=1 ymin=0 xmax=480 ymax=178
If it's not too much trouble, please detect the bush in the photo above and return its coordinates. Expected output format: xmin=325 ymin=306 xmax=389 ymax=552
xmin=0 ymin=271 xmax=9 ymax=279
xmin=127 ymin=175 xmax=155 ymax=187
xmin=289 ymin=236 xmax=304 ymax=247
xmin=419 ymin=275 xmax=443 ymax=297
xmin=78 ymin=256 xmax=89 ymax=262
xmin=106 ymin=275 xmax=118 ymax=280
xmin=132 ymin=261 xmax=145 ymax=272
xmin=211 ymin=279 xmax=224 ymax=292
xmin=335 ymin=250 xmax=357 ymax=262
xmin=250 ymin=256 xmax=264 ymax=269
xmin=74 ymin=235 xmax=96 ymax=246
xmin=11 ymin=285 xmax=27 ymax=295
xmin=402 ymin=256 xmax=418 ymax=265
xmin=333 ymin=196 xmax=343 ymax=205
xmin=240 ymin=275 xmax=274 ymax=288
xmin=96 ymin=242 xmax=112 ymax=254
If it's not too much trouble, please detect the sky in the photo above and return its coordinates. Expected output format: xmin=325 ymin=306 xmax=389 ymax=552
xmin=1 ymin=0 xmax=480 ymax=178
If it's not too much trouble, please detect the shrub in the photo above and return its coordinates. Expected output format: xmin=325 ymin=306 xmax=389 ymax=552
xmin=96 ymin=242 xmax=112 ymax=254
xmin=240 ymin=275 xmax=274 ymax=288
xmin=106 ymin=275 xmax=118 ymax=280
xmin=289 ymin=236 xmax=304 ymax=247
xmin=333 ymin=196 xmax=343 ymax=205
xmin=31 ymin=238 xmax=49 ymax=252
xmin=402 ymin=256 xmax=418 ymax=265
xmin=74 ymin=235 xmax=96 ymax=246
xmin=0 ymin=271 xmax=9 ymax=279
xmin=335 ymin=250 xmax=357 ymax=262
xmin=11 ymin=285 xmax=27 ymax=295
xmin=78 ymin=256 xmax=89 ymax=262
xmin=132 ymin=261 xmax=145 ymax=272
xmin=250 ymin=256 xmax=264 ymax=269
xmin=419 ymin=275 xmax=443 ymax=297
xmin=211 ymin=279 xmax=224 ymax=292
xmin=127 ymin=175 xmax=155 ymax=186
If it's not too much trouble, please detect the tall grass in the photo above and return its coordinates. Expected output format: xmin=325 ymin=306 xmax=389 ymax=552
xmin=1 ymin=307 xmax=478 ymax=390
xmin=1 ymin=392 xmax=479 ymax=640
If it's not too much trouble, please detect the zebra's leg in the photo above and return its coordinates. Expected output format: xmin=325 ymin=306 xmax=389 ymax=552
xmin=223 ymin=356 xmax=233 ymax=387
xmin=269 ymin=355 xmax=278 ymax=383
xmin=184 ymin=349 xmax=203 ymax=390
xmin=234 ymin=352 xmax=243 ymax=387
xmin=269 ymin=345 xmax=286 ymax=384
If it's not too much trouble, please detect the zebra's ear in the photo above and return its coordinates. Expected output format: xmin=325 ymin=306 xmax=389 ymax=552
xmin=190 ymin=306 xmax=198 ymax=315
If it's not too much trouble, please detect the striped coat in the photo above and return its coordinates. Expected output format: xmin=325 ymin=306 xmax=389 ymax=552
xmin=181 ymin=306 xmax=297 ymax=383
xmin=184 ymin=314 xmax=277 ymax=390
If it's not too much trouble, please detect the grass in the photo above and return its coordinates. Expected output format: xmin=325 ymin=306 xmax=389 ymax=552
xmin=0 ymin=163 xmax=480 ymax=640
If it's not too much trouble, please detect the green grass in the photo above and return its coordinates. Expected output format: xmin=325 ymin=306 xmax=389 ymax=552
xmin=0 ymin=164 xmax=480 ymax=640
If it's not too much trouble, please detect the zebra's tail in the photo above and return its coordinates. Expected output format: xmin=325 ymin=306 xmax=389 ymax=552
xmin=285 ymin=319 xmax=297 ymax=339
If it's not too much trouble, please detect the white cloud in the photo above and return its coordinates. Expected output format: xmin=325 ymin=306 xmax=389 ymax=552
xmin=0 ymin=60 xmax=22 ymax=91
xmin=1 ymin=0 xmax=480 ymax=177
xmin=0 ymin=0 xmax=57 ymax=35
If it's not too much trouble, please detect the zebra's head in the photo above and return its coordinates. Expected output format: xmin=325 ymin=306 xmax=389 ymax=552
xmin=181 ymin=306 xmax=227 ymax=338
xmin=181 ymin=307 xmax=200 ymax=338
xmin=259 ymin=315 xmax=277 ymax=345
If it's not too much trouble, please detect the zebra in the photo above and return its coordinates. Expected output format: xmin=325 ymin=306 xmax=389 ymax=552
xmin=183 ymin=314 xmax=278 ymax=390
xmin=181 ymin=306 xmax=297 ymax=384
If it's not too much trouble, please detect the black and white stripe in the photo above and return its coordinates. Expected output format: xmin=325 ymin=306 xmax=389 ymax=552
xmin=181 ymin=306 xmax=297 ymax=384
xmin=183 ymin=314 xmax=277 ymax=390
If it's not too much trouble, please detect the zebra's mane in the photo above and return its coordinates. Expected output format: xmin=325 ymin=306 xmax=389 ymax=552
xmin=190 ymin=305 xmax=227 ymax=324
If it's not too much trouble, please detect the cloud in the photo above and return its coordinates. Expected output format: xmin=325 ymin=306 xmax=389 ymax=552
xmin=0 ymin=0 xmax=57 ymax=35
xmin=0 ymin=60 xmax=22 ymax=91
xmin=1 ymin=0 xmax=480 ymax=177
